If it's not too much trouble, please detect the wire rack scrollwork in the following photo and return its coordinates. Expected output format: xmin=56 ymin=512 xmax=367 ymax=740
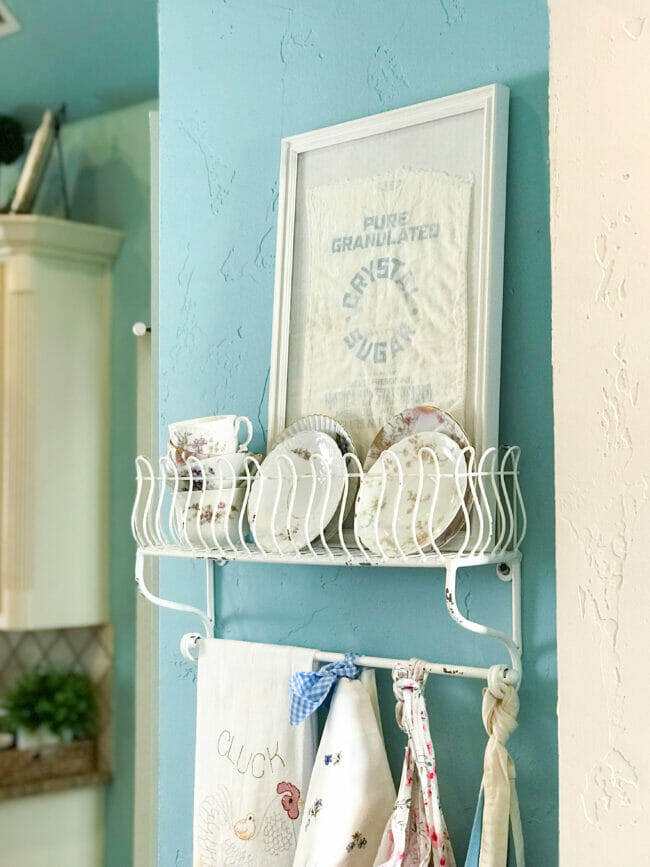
xmin=131 ymin=446 xmax=525 ymax=567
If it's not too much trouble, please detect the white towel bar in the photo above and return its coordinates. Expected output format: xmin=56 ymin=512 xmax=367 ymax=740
xmin=178 ymin=633 xmax=518 ymax=686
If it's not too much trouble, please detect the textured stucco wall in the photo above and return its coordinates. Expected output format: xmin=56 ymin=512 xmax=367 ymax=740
xmin=158 ymin=2 xmax=555 ymax=864
xmin=550 ymin=3 xmax=650 ymax=862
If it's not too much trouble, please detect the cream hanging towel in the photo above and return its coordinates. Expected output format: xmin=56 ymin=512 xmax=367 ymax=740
xmin=293 ymin=670 xmax=396 ymax=866
xmin=193 ymin=639 xmax=316 ymax=867
xmin=374 ymin=660 xmax=456 ymax=867
xmin=464 ymin=666 xmax=525 ymax=867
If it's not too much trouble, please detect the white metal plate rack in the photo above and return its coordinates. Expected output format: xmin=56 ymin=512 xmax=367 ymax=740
xmin=132 ymin=445 xmax=525 ymax=684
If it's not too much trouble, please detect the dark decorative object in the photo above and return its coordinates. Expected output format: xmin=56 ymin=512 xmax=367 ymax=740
xmin=0 ymin=114 xmax=24 ymax=165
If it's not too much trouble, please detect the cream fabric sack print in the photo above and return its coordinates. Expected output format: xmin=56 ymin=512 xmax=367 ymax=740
xmin=193 ymin=640 xmax=316 ymax=867
xmin=295 ymin=167 xmax=473 ymax=455
xmin=293 ymin=670 xmax=396 ymax=866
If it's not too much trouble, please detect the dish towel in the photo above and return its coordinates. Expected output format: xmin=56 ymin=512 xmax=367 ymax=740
xmin=374 ymin=661 xmax=456 ymax=867
xmin=293 ymin=669 xmax=396 ymax=866
xmin=193 ymin=639 xmax=316 ymax=867
xmin=464 ymin=667 xmax=525 ymax=867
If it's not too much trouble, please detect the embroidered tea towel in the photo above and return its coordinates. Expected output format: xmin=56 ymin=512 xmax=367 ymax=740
xmin=194 ymin=639 xmax=316 ymax=867
xmin=292 ymin=167 xmax=473 ymax=456
xmin=374 ymin=661 xmax=456 ymax=867
xmin=464 ymin=667 xmax=524 ymax=867
xmin=293 ymin=670 xmax=396 ymax=866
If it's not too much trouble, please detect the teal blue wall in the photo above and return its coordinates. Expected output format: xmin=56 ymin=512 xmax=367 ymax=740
xmin=3 ymin=101 xmax=155 ymax=867
xmin=0 ymin=0 xmax=157 ymax=128
xmin=158 ymin=2 xmax=555 ymax=864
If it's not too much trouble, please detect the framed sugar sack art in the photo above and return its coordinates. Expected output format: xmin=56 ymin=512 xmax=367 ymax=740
xmin=268 ymin=84 xmax=509 ymax=460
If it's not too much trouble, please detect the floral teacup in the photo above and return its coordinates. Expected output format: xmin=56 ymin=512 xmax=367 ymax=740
xmin=168 ymin=415 xmax=253 ymax=465
xmin=166 ymin=452 xmax=263 ymax=491
xmin=174 ymin=486 xmax=249 ymax=549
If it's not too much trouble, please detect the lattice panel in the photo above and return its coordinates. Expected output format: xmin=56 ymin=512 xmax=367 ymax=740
xmin=0 ymin=624 xmax=113 ymax=776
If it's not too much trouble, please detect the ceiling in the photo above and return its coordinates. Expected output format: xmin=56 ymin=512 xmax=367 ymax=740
xmin=0 ymin=0 xmax=158 ymax=130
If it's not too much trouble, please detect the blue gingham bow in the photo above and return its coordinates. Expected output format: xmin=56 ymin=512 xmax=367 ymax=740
xmin=289 ymin=653 xmax=361 ymax=725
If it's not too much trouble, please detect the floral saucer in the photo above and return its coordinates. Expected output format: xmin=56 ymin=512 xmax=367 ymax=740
xmin=355 ymin=431 xmax=467 ymax=557
xmin=363 ymin=405 xmax=470 ymax=472
xmin=164 ymin=452 xmax=263 ymax=492
xmin=174 ymin=486 xmax=247 ymax=550
xmin=247 ymin=430 xmax=347 ymax=554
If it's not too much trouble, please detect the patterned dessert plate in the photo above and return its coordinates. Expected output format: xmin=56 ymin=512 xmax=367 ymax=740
xmin=363 ymin=405 xmax=470 ymax=472
xmin=174 ymin=486 xmax=248 ymax=549
xmin=275 ymin=414 xmax=357 ymax=459
xmin=248 ymin=430 xmax=347 ymax=554
xmin=355 ymin=430 xmax=468 ymax=557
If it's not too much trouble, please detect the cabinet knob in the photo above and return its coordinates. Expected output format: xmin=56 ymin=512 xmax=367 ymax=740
xmin=132 ymin=322 xmax=150 ymax=337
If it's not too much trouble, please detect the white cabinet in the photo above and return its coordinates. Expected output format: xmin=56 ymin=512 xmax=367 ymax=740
xmin=0 ymin=216 xmax=122 ymax=629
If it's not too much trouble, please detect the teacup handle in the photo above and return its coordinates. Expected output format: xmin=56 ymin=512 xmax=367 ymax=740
xmin=235 ymin=416 xmax=253 ymax=451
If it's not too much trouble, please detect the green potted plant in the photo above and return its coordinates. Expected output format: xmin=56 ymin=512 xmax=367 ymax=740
xmin=3 ymin=668 xmax=97 ymax=750
xmin=0 ymin=709 xmax=15 ymax=751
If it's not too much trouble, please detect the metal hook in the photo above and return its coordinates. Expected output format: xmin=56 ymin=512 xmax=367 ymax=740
xmin=180 ymin=632 xmax=202 ymax=663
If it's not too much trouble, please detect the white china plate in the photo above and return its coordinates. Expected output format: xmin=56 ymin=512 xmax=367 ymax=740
xmin=355 ymin=431 xmax=468 ymax=557
xmin=276 ymin=414 xmax=357 ymax=458
xmin=248 ymin=430 xmax=347 ymax=553
xmin=276 ymin=415 xmax=358 ymax=528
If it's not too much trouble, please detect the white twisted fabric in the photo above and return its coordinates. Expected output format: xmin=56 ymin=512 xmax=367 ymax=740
xmin=374 ymin=660 xmax=456 ymax=867
xmin=478 ymin=666 xmax=524 ymax=867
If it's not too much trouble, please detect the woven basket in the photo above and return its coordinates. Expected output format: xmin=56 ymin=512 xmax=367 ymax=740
xmin=0 ymin=739 xmax=96 ymax=787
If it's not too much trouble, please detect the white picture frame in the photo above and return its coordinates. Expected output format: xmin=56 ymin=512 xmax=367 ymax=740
xmin=268 ymin=84 xmax=509 ymax=459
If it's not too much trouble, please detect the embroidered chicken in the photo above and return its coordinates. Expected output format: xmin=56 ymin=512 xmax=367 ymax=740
xmin=233 ymin=813 xmax=255 ymax=841
xmin=198 ymin=783 xmax=302 ymax=867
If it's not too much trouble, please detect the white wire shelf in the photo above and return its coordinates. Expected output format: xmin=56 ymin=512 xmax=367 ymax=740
xmin=131 ymin=445 xmax=525 ymax=568
xmin=131 ymin=444 xmax=525 ymax=682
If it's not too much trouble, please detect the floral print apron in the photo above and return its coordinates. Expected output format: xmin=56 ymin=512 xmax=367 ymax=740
xmin=374 ymin=660 xmax=456 ymax=867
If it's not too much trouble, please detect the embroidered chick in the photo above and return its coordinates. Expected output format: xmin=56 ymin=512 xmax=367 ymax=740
xmin=234 ymin=813 xmax=256 ymax=840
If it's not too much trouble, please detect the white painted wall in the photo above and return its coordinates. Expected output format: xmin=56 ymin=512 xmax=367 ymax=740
xmin=133 ymin=108 xmax=159 ymax=867
xmin=0 ymin=789 xmax=103 ymax=866
xmin=550 ymin=2 xmax=650 ymax=862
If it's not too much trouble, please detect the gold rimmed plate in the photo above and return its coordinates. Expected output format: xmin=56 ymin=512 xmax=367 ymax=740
xmin=362 ymin=406 xmax=473 ymax=549
xmin=364 ymin=405 xmax=470 ymax=471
